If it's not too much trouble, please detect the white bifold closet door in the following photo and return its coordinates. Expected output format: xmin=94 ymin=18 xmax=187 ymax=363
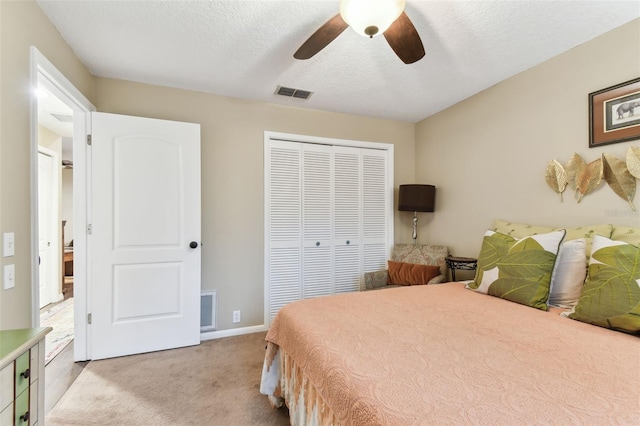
xmin=266 ymin=138 xmax=390 ymax=323
xmin=333 ymin=146 xmax=362 ymax=294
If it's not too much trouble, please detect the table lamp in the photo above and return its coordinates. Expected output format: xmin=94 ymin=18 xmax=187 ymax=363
xmin=398 ymin=184 xmax=435 ymax=244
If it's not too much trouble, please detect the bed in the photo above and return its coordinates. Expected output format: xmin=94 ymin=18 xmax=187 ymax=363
xmin=261 ymin=219 xmax=640 ymax=425
xmin=260 ymin=283 xmax=639 ymax=425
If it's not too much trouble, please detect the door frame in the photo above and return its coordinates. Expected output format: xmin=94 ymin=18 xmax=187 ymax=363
xmin=37 ymin=145 xmax=61 ymax=307
xmin=30 ymin=47 xmax=95 ymax=361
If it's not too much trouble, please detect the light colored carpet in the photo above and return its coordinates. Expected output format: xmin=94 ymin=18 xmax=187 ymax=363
xmin=41 ymin=297 xmax=74 ymax=365
xmin=46 ymin=332 xmax=290 ymax=426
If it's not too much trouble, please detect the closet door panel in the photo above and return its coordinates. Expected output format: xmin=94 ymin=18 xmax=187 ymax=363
xmin=333 ymin=148 xmax=361 ymax=243
xmin=267 ymin=141 xmax=302 ymax=320
xmin=334 ymin=146 xmax=362 ymax=293
xmin=303 ymin=245 xmax=331 ymax=298
xmin=334 ymin=244 xmax=361 ymax=293
xmin=269 ymin=142 xmax=301 ymax=244
xmin=302 ymin=144 xmax=333 ymax=298
xmin=362 ymin=150 xmax=388 ymax=273
xmin=269 ymin=247 xmax=301 ymax=320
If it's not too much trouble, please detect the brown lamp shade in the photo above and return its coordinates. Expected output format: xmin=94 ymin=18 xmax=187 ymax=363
xmin=398 ymin=184 xmax=435 ymax=212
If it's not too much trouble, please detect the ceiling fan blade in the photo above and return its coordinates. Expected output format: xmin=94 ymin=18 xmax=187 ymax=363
xmin=383 ymin=12 xmax=425 ymax=64
xmin=294 ymin=14 xmax=349 ymax=60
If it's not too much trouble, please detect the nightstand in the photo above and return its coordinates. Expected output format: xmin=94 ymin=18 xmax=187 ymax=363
xmin=445 ymin=256 xmax=477 ymax=282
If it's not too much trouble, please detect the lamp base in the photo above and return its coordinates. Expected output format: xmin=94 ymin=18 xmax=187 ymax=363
xmin=412 ymin=211 xmax=418 ymax=244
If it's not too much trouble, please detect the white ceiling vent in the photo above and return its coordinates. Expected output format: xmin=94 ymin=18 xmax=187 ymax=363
xmin=276 ymin=86 xmax=313 ymax=100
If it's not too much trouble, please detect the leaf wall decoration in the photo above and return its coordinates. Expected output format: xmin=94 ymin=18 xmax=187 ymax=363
xmin=565 ymin=153 xmax=586 ymax=199
xmin=603 ymin=153 xmax=636 ymax=211
xmin=627 ymin=146 xmax=640 ymax=179
xmin=575 ymin=157 xmax=603 ymax=203
xmin=544 ymin=159 xmax=568 ymax=201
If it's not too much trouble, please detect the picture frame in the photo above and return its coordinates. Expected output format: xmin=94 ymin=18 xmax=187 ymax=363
xmin=589 ymin=77 xmax=640 ymax=148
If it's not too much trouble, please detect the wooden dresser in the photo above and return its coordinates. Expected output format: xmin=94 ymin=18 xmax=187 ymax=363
xmin=0 ymin=328 xmax=51 ymax=425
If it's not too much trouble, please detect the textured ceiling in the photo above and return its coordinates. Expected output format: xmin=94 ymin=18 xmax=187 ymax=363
xmin=37 ymin=1 xmax=640 ymax=123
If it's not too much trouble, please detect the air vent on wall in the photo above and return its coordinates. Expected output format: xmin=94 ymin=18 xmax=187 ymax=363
xmin=200 ymin=291 xmax=217 ymax=332
xmin=275 ymin=86 xmax=313 ymax=100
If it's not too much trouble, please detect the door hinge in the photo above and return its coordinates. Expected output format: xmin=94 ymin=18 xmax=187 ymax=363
xmin=86 ymin=134 xmax=92 ymax=145
xmin=87 ymin=313 xmax=92 ymax=324
xmin=87 ymin=224 xmax=92 ymax=235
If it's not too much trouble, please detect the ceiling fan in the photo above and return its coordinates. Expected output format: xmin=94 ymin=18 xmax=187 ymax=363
xmin=294 ymin=0 xmax=425 ymax=64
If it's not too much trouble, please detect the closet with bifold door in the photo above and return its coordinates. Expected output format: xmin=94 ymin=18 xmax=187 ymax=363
xmin=265 ymin=133 xmax=394 ymax=323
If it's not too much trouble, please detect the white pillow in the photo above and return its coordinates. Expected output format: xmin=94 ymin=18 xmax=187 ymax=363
xmin=548 ymin=238 xmax=587 ymax=308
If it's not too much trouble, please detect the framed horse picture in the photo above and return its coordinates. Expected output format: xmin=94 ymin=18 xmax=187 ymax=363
xmin=589 ymin=77 xmax=640 ymax=148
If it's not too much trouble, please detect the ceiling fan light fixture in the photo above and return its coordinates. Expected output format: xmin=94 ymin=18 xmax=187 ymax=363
xmin=340 ymin=0 xmax=406 ymax=38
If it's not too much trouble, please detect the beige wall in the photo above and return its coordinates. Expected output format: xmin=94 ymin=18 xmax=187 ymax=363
xmin=0 ymin=1 xmax=95 ymax=329
xmin=415 ymin=19 xmax=640 ymax=277
xmin=95 ymin=78 xmax=416 ymax=330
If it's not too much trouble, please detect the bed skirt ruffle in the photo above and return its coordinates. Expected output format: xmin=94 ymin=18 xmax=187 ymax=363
xmin=260 ymin=342 xmax=338 ymax=426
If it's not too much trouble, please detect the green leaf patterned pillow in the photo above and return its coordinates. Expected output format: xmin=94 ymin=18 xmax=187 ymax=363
xmin=467 ymin=230 xmax=566 ymax=310
xmin=566 ymin=235 xmax=640 ymax=334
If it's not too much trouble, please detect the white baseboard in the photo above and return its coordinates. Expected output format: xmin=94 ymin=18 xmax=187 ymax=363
xmin=200 ymin=324 xmax=269 ymax=341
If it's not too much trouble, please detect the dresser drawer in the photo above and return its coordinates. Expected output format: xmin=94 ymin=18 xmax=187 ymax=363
xmin=15 ymin=387 xmax=29 ymax=426
xmin=0 ymin=400 xmax=13 ymax=425
xmin=0 ymin=328 xmax=51 ymax=426
xmin=15 ymin=351 xmax=30 ymax=397
xmin=0 ymin=350 xmax=39 ymax=426
xmin=0 ymin=362 xmax=13 ymax=412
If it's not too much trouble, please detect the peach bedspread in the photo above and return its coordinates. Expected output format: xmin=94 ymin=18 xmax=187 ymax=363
xmin=261 ymin=283 xmax=639 ymax=425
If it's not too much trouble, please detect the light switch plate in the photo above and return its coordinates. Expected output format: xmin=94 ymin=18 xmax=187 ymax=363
xmin=4 ymin=264 xmax=15 ymax=289
xmin=3 ymin=233 xmax=14 ymax=257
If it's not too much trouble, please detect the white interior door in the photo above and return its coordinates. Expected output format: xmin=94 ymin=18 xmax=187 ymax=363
xmin=38 ymin=147 xmax=60 ymax=308
xmin=90 ymin=112 xmax=201 ymax=360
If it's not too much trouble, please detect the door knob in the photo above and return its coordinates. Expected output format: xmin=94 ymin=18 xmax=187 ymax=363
xmin=189 ymin=241 xmax=198 ymax=249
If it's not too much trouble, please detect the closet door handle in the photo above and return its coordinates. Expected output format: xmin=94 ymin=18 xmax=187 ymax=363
xmin=189 ymin=241 xmax=198 ymax=249
xmin=315 ymin=242 xmax=320 ymax=246
xmin=346 ymin=240 xmax=350 ymax=245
